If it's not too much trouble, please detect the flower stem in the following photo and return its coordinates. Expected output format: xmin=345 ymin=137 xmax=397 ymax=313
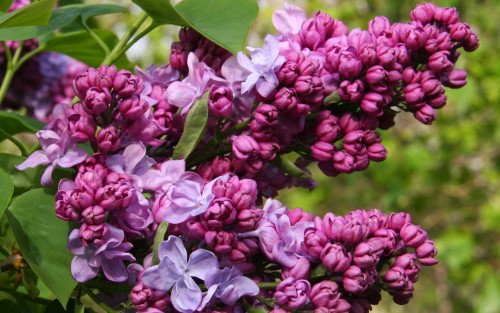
xmin=257 ymin=281 xmax=280 ymax=289
xmin=0 ymin=41 xmax=24 ymax=105
xmin=102 ymin=12 xmax=149 ymax=65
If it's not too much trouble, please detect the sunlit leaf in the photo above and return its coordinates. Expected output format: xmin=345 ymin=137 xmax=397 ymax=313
xmin=0 ymin=0 xmax=56 ymax=29
xmin=0 ymin=168 xmax=14 ymax=217
xmin=0 ymin=111 xmax=44 ymax=142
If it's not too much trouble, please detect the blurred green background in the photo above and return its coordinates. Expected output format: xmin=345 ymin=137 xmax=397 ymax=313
xmin=91 ymin=0 xmax=499 ymax=312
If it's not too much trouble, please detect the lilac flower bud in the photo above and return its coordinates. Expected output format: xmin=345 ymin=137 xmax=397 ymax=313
xmin=277 ymin=61 xmax=300 ymax=85
xmin=384 ymin=266 xmax=408 ymax=289
xmin=281 ymin=257 xmax=310 ymax=280
xmin=316 ymin=114 xmax=342 ymax=142
xmin=275 ymin=277 xmax=311 ymax=309
xmin=294 ymin=75 xmax=322 ymax=96
xmin=374 ymin=228 xmax=399 ymax=255
xmin=416 ymin=239 xmax=439 ymax=265
xmin=311 ymin=141 xmax=335 ymax=162
xmin=367 ymin=143 xmax=387 ymax=162
xmin=338 ymin=79 xmax=364 ymax=102
xmin=433 ymin=7 xmax=459 ymax=25
xmin=83 ymin=87 xmax=111 ymax=114
xmin=299 ymin=58 xmax=322 ymax=76
xmin=56 ymin=192 xmax=82 ymax=222
xmin=119 ymin=95 xmax=149 ymax=120
xmin=209 ymin=85 xmax=233 ymax=117
xmin=442 ymin=69 xmax=467 ymax=88
xmin=204 ymin=199 xmax=237 ymax=229
xmin=95 ymin=183 xmax=132 ymax=211
xmin=232 ymin=136 xmax=260 ymax=160
xmin=169 ymin=41 xmax=190 ymax=70
xmin=338 ymin=48 xmax=363 ymax=78
xmin=97 ymin=126 xmax=121 ymax=152
xmin=258 ymin=141 xmax=280 ymax=160
xmin=343 ymin=130 xmax=366 ymax=156
xmin=299 ymin=18 xmax=326 ymax=50
xmin=113 ymin=70 xmax=142 ymax=98
xmin=421 ymin=76 xmax=443 ymax=97
xmin=237 ymin=208 xmax=263 ymax=231
xmin=404 ymin=83 xmax=425 ymax=104
xmin=274 ymin=87 xmax=299 ymax=112
xmin=96 ymin=65 xmax=117 ymax=87
xmin=353 ymin=242 xmax=381 ymax=269
xmin=211 ymin=156 xmax=232 ymax=177
xmin=322 ymin=213 xmax=344 ymax=241
xmin=309 ymin=280 xmax=341 ymax=308
xmin=302 ymin=227 xmax=328 ymax=259
xmin=368 ymin=16 xmax=390 ymax=36
xmin=82 ymin=205 xmax=107 ymax=225
xmin=464 ymin=31 xmax=479 ymax=52
xmin=410 ymin=3 xmax=437 ymax=24
xmin=428 ymin=93 xmax=447 ymax=109
xmin=400 ymin=223 xmax=428 ymax=247
xmin=376 ymin=45 xmax=396 ymax=67
xmin=75 ymin=172 xmax=103 ymax=195
xmin=232 ymin=179 xmax=258 ymax=211
xmin=184 ymin=219 xmax=207 ymax=240
xmin=414 ymin=104 xmax=436 ymax=125
xmin=363 ymin=130 xmax=381 ymax=145
xmin=402 ymin=68 xmax=422 ymax=84
xmin=205 ymin=230 xmax=236 ymax=254
xmin=342 ymin=221 xmax=369 ymax=244
xmin=365 ymin=66 xmax=388 ymax=93
xmin=67 ymin=113 xmax=96 ymax=143
xmin=361 ymin=92 xmax=386 ymax=117
xmin=320 ymin=243 xmax=352 ymax=273
xmin=212 ymin=177 xmax=238 ymax=199
xmin=79 ymin=223 xmax=108 ymax=246
xmin=339 ymin=112 xmax=361 ymax=133
xmin=428 ymin=51 xmax=453 ymax=73
xmin=342 ymin=266 xmax=372 ymax=294
xmin=254 ymin=104 xmax=279 ymax=126
xmin=333 ymin=151 xmax=355 ymax=173
xmin=387 ymin=213 xmax=412 ymax=231
xmin=131 ymin=281 xmax=170 ymax=312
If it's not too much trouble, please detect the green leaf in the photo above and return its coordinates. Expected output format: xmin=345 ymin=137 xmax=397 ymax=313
xmin=42 ymin=29 xmax=132 ymax=69
xmin=152 ymin=221 xmax=169 ymax=265
xmin=0 ymin=111 xmax=44 ymax=142
xmin=173 ymin=93 xmax=209 ymax=159
xmin=0 ymin=0 xmax=15 ymax=13
xmin=175 ymin=0 xmax=259 ymax=54
xmin=0 ymin=4 xmax=127 ymax=41
xmin=0 ymin=0 xmax=56 ymax=29
xmin=6 ymin=189 xmax=77 ymax=308
xmin=0 ymin=168 xmax=14 ymax=217
xmin=21 ymin=268 xmax=40 ymax=299
xmin=0 ymin=154 xmax=39 ymax=196
xmin=131 ymin=0 xmax=185 ymax=26
xmin=132 ymin=0 xmax=258 ymax=54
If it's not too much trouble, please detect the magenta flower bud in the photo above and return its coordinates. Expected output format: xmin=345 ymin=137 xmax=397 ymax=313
xmin=113 ymin=70 xmax=142 ymax=98
xmin=367 ymin=143 xmax=387 ymax=162
xmin=342 ymin=266 xmax=371 ymax=294
xmin=119 ymin=95 xmax=149 ymax=120
xmin=299 ymin=58 xmax=321 ymax=76
xmin=232 ymin=135 xmax=260 ymax=160
xmin=274 ymin=87 xmax=299 ymax=112
xmin=169 ymin=41 xmax=190 ymax=70
xmin=353 ymin=242 xmax=380 ymax=269
xmin=73 ymin=73 xmax=92 ymax=99
xmin=443 ymin=69 xmax=467 ymax=88
xmin=83 ymin=87 xmax=111 ymax=114
xmin=204 ymin=199 xmax=237 ymax=229
xmin=294 ymin=75 xmax=322 ymax=96
xmin=97 ymin=126 xmax=121 ymax=152
xmin=95 ymin=183 xmax=132 ymax=211
xmin=311 ymin=141 xmax=335 ymax=162
xmin=368 ymin=16 xmax=390 ymax=36
xmin=281 ymin=257 xmax=310 ymax=280
xmin=254 ymin=104 xmax=278 ymax=126
xmin=212 ymin=177 xmax=238 ymax=199
xmin=277 ymin=61 xmax=300 ymax=85
xmin=322 ymin=213 xmax=345 ymax=241
xmin=403 ymin=26 xmax=428 ymax=50
xmin=184 ymin=220 xmax=207 ymax=240
xmin=404 ymin=83 xmax=425 ymax=104
xmin=316 ymin=114 xmax=341 ymax=142
xmin=343 ymin=130 xmax=366 ymax=156
xmin=258 ymin=141 xmax=280 ymax=160
xmin=428 ymin=51 xmax=453 ymax=73
xmin=420 ymin=76 xmax=443 ymax=97
xmin=237 ymin=208 xmax=263 ymax=231
xmin=338 ymin=79 xmax=364 ymax=102
xmin=376 ymin=45 xmax=396 ymax=67
xmin=82 ymin=205 xmax=107 ymax=225
xmin=339 ymin=112 xmax=361 ymax=133
xmin=67 ymin=113 xmax=96 ymax=143
xmin=428 ymin=93 xmax=447 ymax=109
xmin=338 ymin=48 xmax=363 ymax=78
xmin=400 ymin=223 xmax=428 ymax=247
xmin=299 ymin=18 xmax=326 ymax=50
xmin=464 ymin=31 xmax=479 ymax=52
xmin=384 ymin=266 xmax=407 ymax=289
xmin=365 ymin=65 xmax=388 ymax=92
xmin=309 ymin=280 xmax=341 ymax=308
xmin=314 ymin=12 xmax=338 ymax=37
xmin=414 ymin=104 xmax=436 ymax=125
xmin=402 ymin=67 xmax=422 ymax=84
xmin=275 ymin=277 xmax=311 ymax=309
xmin=56 ymin=195 xmax=81 ymax=222
xmin=96 ymin=65 xmax=117 ymax=88
xmin=205 ymin=230 xmax=236 ymax=254
xmin=393 ymin=254 xmax=420 ymax=281
xmin=302 ymin=227 xmax=329 ymax=259
xmin=341 ymin=221 xmax=369 ymax=244
xmin=374 ymin=228 xmax=399 ymax=255
xmin=410 ymin=3 xmax=436 ymax=24
xmin=75 ymin=172 xmax=103 ymax=195
xmin=67 ymin=188 xmax=94 ymax=211
xmin=361 ymin=92 xmax=386 ymax=117
xmin=320 ymin=242 xmax=352 ymax=273
xmin=79 ymin=223 xmax=108 ymax=246
xmin=416 ymin=240 xmax=439 ymax=266
xmin=209 ymin=85 xmax=233 ymax=117
xmin=363 ymin=129 xmax=381 ymax=145
xmin=333 ymin=151 xmax=355 ymax=173
xmin=433 ymin=7 xmax=459 ymax=25
xmin=387 ymin=212 xmax=412 ymax=231
xmin=211 ymin=156 xmax=232 ymax=177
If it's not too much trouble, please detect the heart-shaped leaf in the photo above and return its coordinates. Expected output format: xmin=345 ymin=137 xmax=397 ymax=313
xmin=0 ymin=111 xmax=44 ymax=142
xmin=0 ymin=168 xmax=14 ymax=217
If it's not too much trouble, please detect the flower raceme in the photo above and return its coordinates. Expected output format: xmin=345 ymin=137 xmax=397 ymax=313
xmin=12 ymin=2 xmax=478 ymax=312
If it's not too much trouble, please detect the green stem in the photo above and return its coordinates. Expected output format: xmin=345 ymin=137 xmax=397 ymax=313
xmin=1 ymin=41 xmax=12 ymax=64
xmin=82 ymin=23 xmax=110 ymax=56
xmin=0 ymin=128 xmax=28 ymax=157
xmin=81 ymin=285 xmax=118 ymax=313
xmin=12 ymin=45 xmax=44 ymax=72
xmin=254 ymin=295 xmax=274 ymax=309
xmin=0 ymin=285 xmax=52 ymax=305
xmin=257 ymin=281 xmax=280 ymax=289
xmin=0 ymin=41 xmax=24 ymax=105
xmin=102 ymin=12 xmax=149 ymax=65
xmin=122 ymin=22 xmax=158 ymax=54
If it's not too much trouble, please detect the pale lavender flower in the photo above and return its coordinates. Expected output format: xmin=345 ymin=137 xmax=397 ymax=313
xmin=68 ymin=224 xmax=135 ymax=282
xmin=202 ymin=266 xmax=259 ymax=306
xmin=141 ymin=236 xmax=219 ymax=313
xmin=16 ymin=129 xmax=87 ymax=186
xmin=163 ymin=173 xmax=229 ymax=224
xmin=237 ymin=35 xmax=286 ymax=97
xmin=135 ymin=64 xmax=180 ymax=87
xmin=142 ymin=159 xmax=185 ymax=193
xmin=272 ymin=3 xmax=307 ymax=36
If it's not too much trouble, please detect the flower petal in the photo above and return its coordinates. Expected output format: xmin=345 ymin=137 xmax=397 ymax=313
xmin=141 ymin=264 xmax=178 ymax=291
xmin=171 ymin=275 xmax=202 ymax=313
xmin=15 ymin=150 xmax=50 ymax=170
xmin=71 ymin=255 xmax=99 ymax=283
xmin=187 ymin=249 xmax=218 ymax=280
xmin=159 ymin=236 xmax=188 ymax=267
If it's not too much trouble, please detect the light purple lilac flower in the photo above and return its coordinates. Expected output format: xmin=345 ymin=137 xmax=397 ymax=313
xmin=16 ymin=130 xmax=87 ymax=186
xmin=142 ymin=159 xmax=185 ymax=193
xmin=203 ymin=266 xmax=259 ymax=306
xmin=272 ymin=3 xmax=307 ymax=36
xmin=68 ymin=223 xmax=135 ymax=282
xmin=141 ymin=236 xmax=219 ymax=313
xmin=237 ymin=35 xmax=286 ymax=97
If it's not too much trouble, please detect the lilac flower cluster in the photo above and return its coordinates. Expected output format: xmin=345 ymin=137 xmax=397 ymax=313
xmin=14 ymin=2 xmax=477 ymax=312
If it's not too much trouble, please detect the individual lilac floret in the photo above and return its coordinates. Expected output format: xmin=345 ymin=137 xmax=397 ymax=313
xmin=203 ymin=266 xmax=259 ymax=306
xmin=141 ymin=236 xmax=219 ymax=313
xmin=16 ymin=130 xmax=87 ymax=186
xmin=272 ymin=3 xmax=307 ymax=36
xmin=237 ymin=35 xmax=286 ymax=97
xmin=68 ymin=224 xmax=135 ymax=282
xmin=163 ymin=173 xmax=229 ymax=224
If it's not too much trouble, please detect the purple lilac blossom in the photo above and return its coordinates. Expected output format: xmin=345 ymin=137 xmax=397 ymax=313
xmin=203 ymin=266 xmax=259 ymax=306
